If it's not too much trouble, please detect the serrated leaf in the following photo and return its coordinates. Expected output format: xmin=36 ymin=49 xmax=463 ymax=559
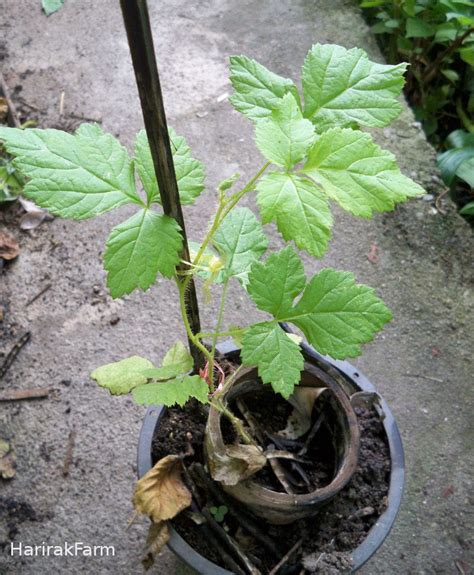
xmin=132 ymin=375 xmax=209 ymax=407
xmin=287 ymin=268 xmax=392 ymax=358
xmin=241 ymin=322 xmax=304 ymax=398
xmin=104 ymin=209 xmax=182 ymax=298
xmin=247 ymin=246 xmax=306 ymax=317
xmin=256 ymin=172 xmax=332 ymax=257
xmin=248 ymin=249 xmax=392 ymax=359
xmin=229 ymin=55 xmax=299 ymax=121
xmin=255 ymin=93 xmax=315 ymax=169
xmin=212 ymin=207 xmax=268 ymax=285
xmin=135 ymin=128 xmax=205 ymax=205
xmin=162 ymin=341 xmax=193 ymax=370
xmin=302 ymin=44 xmax=407 ymax=130
xmin=0 ymin=124 xmax=140 ymax=219
xmin=91 ymin=356 xmax=154 ymax=395
xmin=141 ymin=342 xmax=193 ymax=381
xmin=303 ymin=128 xmax=425 ymax=217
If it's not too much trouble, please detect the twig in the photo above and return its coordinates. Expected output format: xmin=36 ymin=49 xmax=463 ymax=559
xmin=404 ymin=373 xmax=444 ymax=383
xmin=0 ymin=332 xmax=31 ymax=380
xmin=264 ymin=450 xmax=309 ymax=464
xmin=181 ymin=466 xmax=246 ymax=575
xmin=268 ymin=450 xmax=295 ymax=495
xmin=0 ymin=72 xmax=21 ymax=127
xmin=268 ymin=538 xmax=303 ymax=575
xmin=201 ymin=507 xmax=261 ymax=575
xmin=62 ymin=429 xmax=76 ymax=477
xmin=59 ymin=91 xmax=65 ymax=116
xmin=435 ymin=187 xmax=449 ymax=215
xmin=236 ymin=398 xmax=265 ymax=443
xmin=298 ymin=411 xmax=325 ymax=456
xmin=26 ymin=283 xmax=52 ymax=306
xmin=0 ymin=387 xmax=51 ymax=401
xmin=191 ymin=463 xmax=279 ymax=556
xmin=265 ymin=432 xmax=311 ymax=488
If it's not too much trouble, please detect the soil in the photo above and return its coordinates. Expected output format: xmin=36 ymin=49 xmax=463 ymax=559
xmin=151 ymin=392 xmax=390 ymax=575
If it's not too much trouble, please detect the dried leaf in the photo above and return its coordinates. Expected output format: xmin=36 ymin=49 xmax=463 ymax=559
xmin=280 ymin=387 xmax=327 ymax=439
xmin=142 ymin=522 xmax=170 ymax=571
xmin=208 ymin=443 xmax=267 ymax=486
xmin=20 ymin=211 xmax=48 ymax=230
xmin=133 ymin=455 xmax=192 ymax=523
xmin=0 ymin=97 xmax=8 ymax=122
xmin=0 ymin=439 xmax=16 ymax=479
xmin=0 ymin=231 xmax=19 ymax=261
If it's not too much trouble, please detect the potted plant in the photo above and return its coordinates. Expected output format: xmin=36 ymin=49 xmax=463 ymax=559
xmin=0 ymin=29 xmax=423 ymax=574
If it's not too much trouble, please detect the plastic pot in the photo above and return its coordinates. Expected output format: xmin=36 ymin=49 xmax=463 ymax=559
xmin=137 ymin=341 xmax=405 ymax=573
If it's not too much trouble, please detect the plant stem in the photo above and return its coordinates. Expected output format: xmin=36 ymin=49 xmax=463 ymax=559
xmin=176 ymin=279 xmax=213 ymax=374
xmin=208 ymin=281 xmax=229 ymax=388
xmin=196 ymin=328 xmax=245 ymax=340
xmin=211 ymin=398 xmax=256 ymax=446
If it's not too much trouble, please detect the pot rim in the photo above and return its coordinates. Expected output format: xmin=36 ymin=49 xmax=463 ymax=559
xmin=137 ymin=341 xmax=405 ymax=574
xmin=205 ymin=363 xmax=361 ymax=514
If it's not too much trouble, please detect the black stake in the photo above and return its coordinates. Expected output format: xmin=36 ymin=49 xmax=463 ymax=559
xmin=120 ymin=0 xmax=203 ymax=369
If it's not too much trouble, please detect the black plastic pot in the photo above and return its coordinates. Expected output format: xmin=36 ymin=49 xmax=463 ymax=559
xmin=137 ymin=341 xmax=405 ymax=574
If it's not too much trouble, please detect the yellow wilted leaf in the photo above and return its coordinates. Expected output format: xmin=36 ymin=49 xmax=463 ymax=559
xmin=142 ymin=522 xmax=170 ymax=571
xmin=133 ymin=455 xmax=192 ymax=523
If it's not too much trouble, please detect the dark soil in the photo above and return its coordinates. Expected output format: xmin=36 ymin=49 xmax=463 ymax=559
xmin=151 ymin=387 xmax=390 ymax=575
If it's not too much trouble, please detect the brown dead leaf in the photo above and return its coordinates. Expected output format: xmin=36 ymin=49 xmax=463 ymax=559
xmin=208 ymin=443 xmax=267 ymax=486
xmin=142 ymin=522 xmax=170 ymax=571
xmin=280 ymin=387 xmax=327 ymax=439
xmin=0 ymin=97 xmax=8 ymax=122
xmin=367 ymin=243 xmax=379 ymax=264
xmin=133 ymin=455 xmax=192 ymax=523
xmin=0 ymin=231 xmax=19 ymax=261
xmin=0 ymin=439 xmax=16 ymax=479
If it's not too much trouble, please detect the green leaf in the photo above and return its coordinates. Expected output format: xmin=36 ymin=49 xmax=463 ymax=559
xmin=134 ymin=128 xmax=205 ymax=205
xmin=456 ymin=158 xmax=474 ymax=187
xmin=0 ymin=124 xmax=140 ymax=219
xmin=241 ymin=323 xmax=304 ymax=398
xmin=256 ymin=172 xmax=332 ymax=257
xmin=405 ymin=18 xmax=436 ymax=38
xmin=247 ymin=249 xmax=392 ymax=359
xmin=91 ymin=356 xmax=154 ymax=395
xmin=132 ymin=375 xmax=209 ymax=407
xmin=42 ymin=0 xmax=64 ymax=16
xmin=162 ymin=341 xmax=193 ymax=370
xmin=104 ymin=209 xmax=182 ymax=298
xmin=212 ymin=207 xmax=268 ymax=285
xmin=141 ymin=341 xmax=193 ymax=381
xmin=247 ymin=247 xmax=306 ymax=317
xmin=255 ymin=93 xmax=315 ymax=169
xmin=301 ymin=44 xmax=407 ymax=130
xmin=288 ymin=269 xmax=392 ymax=358
xmin=438 ymin=131 xmax=474 ymax=185
xmin=460 ymin=201 xmax=474 ymax=215
xmin=229 ymin=55 xmax=299 ymax=121
xmin=302 ymin=128 xmax=425 ymax=217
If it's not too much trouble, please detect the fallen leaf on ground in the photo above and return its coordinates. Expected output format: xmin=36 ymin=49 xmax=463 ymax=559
xmin=0 ymin=97 xmax=8 ymax=122
xmin=19 ymin=198 xmax=51 ymax=230
xmin=133 ymin=455 xmax=192 ymax=523
xmin=0 ymin=231 xmax=19 ymax=261
xmin=367 ymin=243 xmax=379 ymax=264
xmin=142 ymin=522 xmax=170 ymax=571
xmin=0 ymin=439 xmax=16 ymax=479
xmin=207 ymin=443 xmax=267 ymax=486
xmin=42 ymin=0 xmax=65 ymax=16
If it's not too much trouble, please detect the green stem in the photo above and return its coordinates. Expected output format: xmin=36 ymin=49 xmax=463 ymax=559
xmin=208 ymin=281 xmax=229 ymax=388
xmin=176 ymin=278 xmax=213 ymax=373
xmin=211 ymin=397 xmax=256 ymax=446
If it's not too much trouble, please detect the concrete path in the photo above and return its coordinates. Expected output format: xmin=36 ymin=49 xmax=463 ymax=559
xmin=0 ymin=1 xmax=472 ymax=574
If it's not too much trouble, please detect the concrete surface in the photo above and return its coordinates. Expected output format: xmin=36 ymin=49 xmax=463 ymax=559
xmin=0 ymin=0 xmax=473 ymax=574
